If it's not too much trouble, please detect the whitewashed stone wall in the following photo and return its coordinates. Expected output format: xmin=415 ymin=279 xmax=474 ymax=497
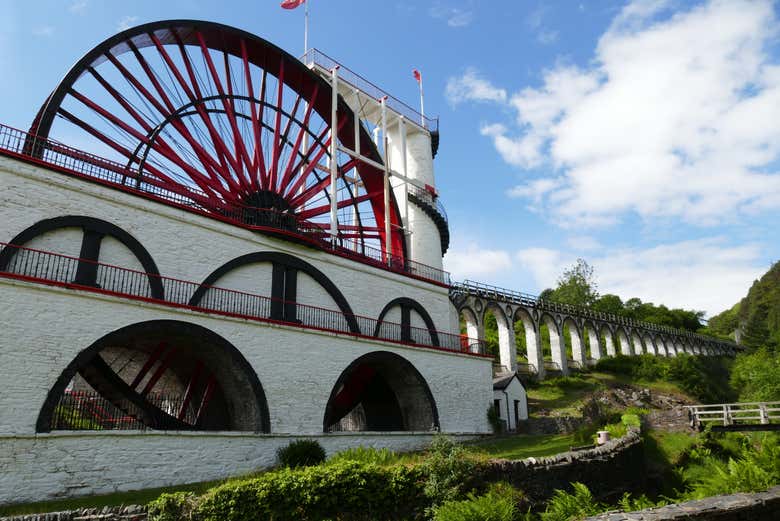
xmin=0 ymin=279 xmax=492 ymax=504
xmin=0 ymin=431 xmax=481 ymax=505
xmin=0 ymin=156 xmax=493 ymax=505
xmin=0 ymin=156 xmax=452 ymax=330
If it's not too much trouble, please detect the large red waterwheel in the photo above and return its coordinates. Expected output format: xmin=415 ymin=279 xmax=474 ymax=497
xmin=27 ymin=20 xmax=406 ymax=259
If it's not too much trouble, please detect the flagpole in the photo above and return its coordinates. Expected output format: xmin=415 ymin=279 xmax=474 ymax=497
xmin=418 ymin=75 xmax=425 ymax=127
xmin=304 ymin=0 xmax=309 ymax=54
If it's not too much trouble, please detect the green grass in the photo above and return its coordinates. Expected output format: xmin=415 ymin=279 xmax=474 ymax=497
xmin=644 ymin=430 xmax=698 ymax=466
xmin=466 ymin=433 xmax=578 ymax=460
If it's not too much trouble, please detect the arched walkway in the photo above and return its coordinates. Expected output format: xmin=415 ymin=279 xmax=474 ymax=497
xmin=322 ymin=351 xmax=439 ymax=432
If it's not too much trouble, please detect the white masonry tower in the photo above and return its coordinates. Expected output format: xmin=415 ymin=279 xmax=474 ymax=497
xmin=305 ymin=50 xmax=447 ymax=273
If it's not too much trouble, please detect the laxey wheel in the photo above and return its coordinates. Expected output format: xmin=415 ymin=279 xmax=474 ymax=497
xmin=27 ymin=20 xmax=406 ymax=259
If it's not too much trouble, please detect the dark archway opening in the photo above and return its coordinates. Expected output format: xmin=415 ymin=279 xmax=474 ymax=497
xmin=37 ymin=320 xmax=270 ymax=433
xmin=323 ymin=351 xmax=439 ymax=432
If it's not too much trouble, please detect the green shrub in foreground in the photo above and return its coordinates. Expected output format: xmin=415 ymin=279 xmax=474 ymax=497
xmin=195 ymin=461 xmax=426 ymax=521
xmin=147 ymin=492 xmax=196 ymax=521
xmin=434 ymin=482 xmax=529 ymax=521
xmin=276 ymin=439 xmax=326 ymax=468
xmin=326 ymin=446 xmax=399 ymax=466
xmin=422 ymin=435 xmax=480 ymax=509
xmin=539 ymin=483 xmax=605 ymax=521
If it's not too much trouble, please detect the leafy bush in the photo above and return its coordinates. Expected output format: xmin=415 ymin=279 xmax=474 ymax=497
xmin=326 ymin=446 xmax=399 ymax=466
xmin=540 ymin=482 xmax=605 ymax=521
xmin=147 ymin=492 xmax=196 ymax=521
xmin=594 ymin=354 xmax=734 ymax=402
xmin=684 ymin=432 xmax=780 ymax=499
xmin=195 ymin=460 xmax=426 ymax=521
xmin=730 ymin=348 xmax=780 ymax=401
xmin=617 ymin=492 xmax=665 ymax=512
xmin=276 ymin=439 xmax=326 ymax=468
xmin=434 ymin=482 xmax=528 ymax=521
xmin=423 ymin=435 xmax=480 ymax=509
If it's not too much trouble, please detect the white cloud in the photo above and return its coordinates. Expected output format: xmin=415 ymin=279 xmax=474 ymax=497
xmin=429 ymin=4 xmax=473 ymax=28
xmin=443 ymin=241 xmax=512 ymax=281
xmin=32 ymin=26 xmax=54 ymax=37
xmin=69 ymin=1 xmax=88 ymax=14
xmin=446 ymin=68 xmax=507 ymax=107
xmin=117 ymin=16 xmax=139 ymax=31
xmin=516 ymin=238 xmax=765 ymax=316
xmin=479 ymin=0 xmax=780 ymax=227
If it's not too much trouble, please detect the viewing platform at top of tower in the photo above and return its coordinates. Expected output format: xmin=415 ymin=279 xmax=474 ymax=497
xmin=303 ymin=48 xmax=439 ymax=137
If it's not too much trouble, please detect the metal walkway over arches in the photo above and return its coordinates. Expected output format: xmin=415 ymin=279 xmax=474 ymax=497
xmin=450 ymin=279 xmax=741 ymax=380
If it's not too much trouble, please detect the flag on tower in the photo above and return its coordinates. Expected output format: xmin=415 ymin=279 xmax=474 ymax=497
xmin=413 ymin=69 xmax=421 ymax=83
xmin=281 ymin=0 xmax=305 ymax=9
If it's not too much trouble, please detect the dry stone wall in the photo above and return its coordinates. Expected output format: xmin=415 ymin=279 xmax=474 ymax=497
xmin=585 ymin=485 xmax=780 ymax=521
xmin=480 ymin=429 xmax=646 ymax=505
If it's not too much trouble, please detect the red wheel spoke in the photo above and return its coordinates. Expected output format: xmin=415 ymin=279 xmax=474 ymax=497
xmin=277 ymin=85 xmax=318 ymax=194
xmin=297 ymin=192 xmax=373 ymax=220
xmin=149 ymin=33 xmax=245 ymax=195
xmin=268 ymin=59 xmax=285 ymax=192
xmin=178 ymin=360 xmax=203 ymax=421
xmin=58 ymin=107 xmax=231 ymax=204
xmin=290 ymin=156 xmax=358 ymax=209
xmin=240 ymin=39 xmax=262 ymax=191
xmin=120 ymin=42 xmax=238 ymax=193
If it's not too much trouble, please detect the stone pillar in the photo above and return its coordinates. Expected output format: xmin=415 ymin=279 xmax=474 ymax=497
xmin=547 ymin=318 xmax=569 ymax=376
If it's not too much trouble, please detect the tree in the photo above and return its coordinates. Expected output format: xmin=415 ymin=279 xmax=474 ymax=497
xmin=551 ymin=258 xmax=599 ymax=307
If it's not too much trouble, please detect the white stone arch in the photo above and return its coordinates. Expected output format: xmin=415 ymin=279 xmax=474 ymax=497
xmin=630 ymin=329 xmax=644 ymax=355
xmin=562 ymin=316 xmax=585 ymax=369
xmin=583 ymin=321 xmax=603 ymax=363
xmin=615 ymin=327 xmax=633 ymax=356
xmin=540 ymin=312 xmax=568 ymax=375
xmin=483 ymin=303 xmax=516 ymax=372
xmin=459 ymin=306 xmax=481 ymax=353
xmin=514 ymin=306 xmax=542 ymax=377
xmin=654 ymin=335 xmax=667 ymax=356
xmin=600 ymin=323 xmax=617 ymax=357
xmin=642 ymin=333 xmax=656 ymax=355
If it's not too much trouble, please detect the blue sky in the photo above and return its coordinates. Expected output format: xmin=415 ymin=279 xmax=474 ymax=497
xmin=1 ymin=0 xmax=779 ymax=316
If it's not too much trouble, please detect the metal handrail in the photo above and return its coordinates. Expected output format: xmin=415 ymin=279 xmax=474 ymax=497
xmin=451 ymin=279 xmax=739 ymax=349
xmin=0 ymin=242 xmax=483 ymax=356
xmin=302 ymin=48 xmax=439 ymax=132
xmin=408 ymin=184 xmax=448 ymax=224
xmin=0 ymin=123 xmax=451 ymax=286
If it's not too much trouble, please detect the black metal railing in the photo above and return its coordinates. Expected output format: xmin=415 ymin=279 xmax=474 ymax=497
xmin=0 ymin=243 xmax=483 ymax=356
xmin=0 ymin=123 xmax=451 ymax=286
xmin=451 ymin=279 xmax=739 ymax=350
xmin=302 ymin=49 xmax=439 ymax=133
xmin=52 ymin=391 xmax=195 ymax=431
xmin=408 ymin=185 xmax=448 ymax=224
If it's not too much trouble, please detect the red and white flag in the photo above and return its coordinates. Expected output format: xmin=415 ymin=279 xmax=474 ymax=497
xmin=281 ymin=0 xmax=305 ymax=9
xmin=413 ymin=69 xmax=422 ymax=83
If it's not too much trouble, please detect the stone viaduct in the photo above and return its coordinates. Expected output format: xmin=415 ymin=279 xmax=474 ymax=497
xmin=450 ymin=280 xmax=740 ymax=380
